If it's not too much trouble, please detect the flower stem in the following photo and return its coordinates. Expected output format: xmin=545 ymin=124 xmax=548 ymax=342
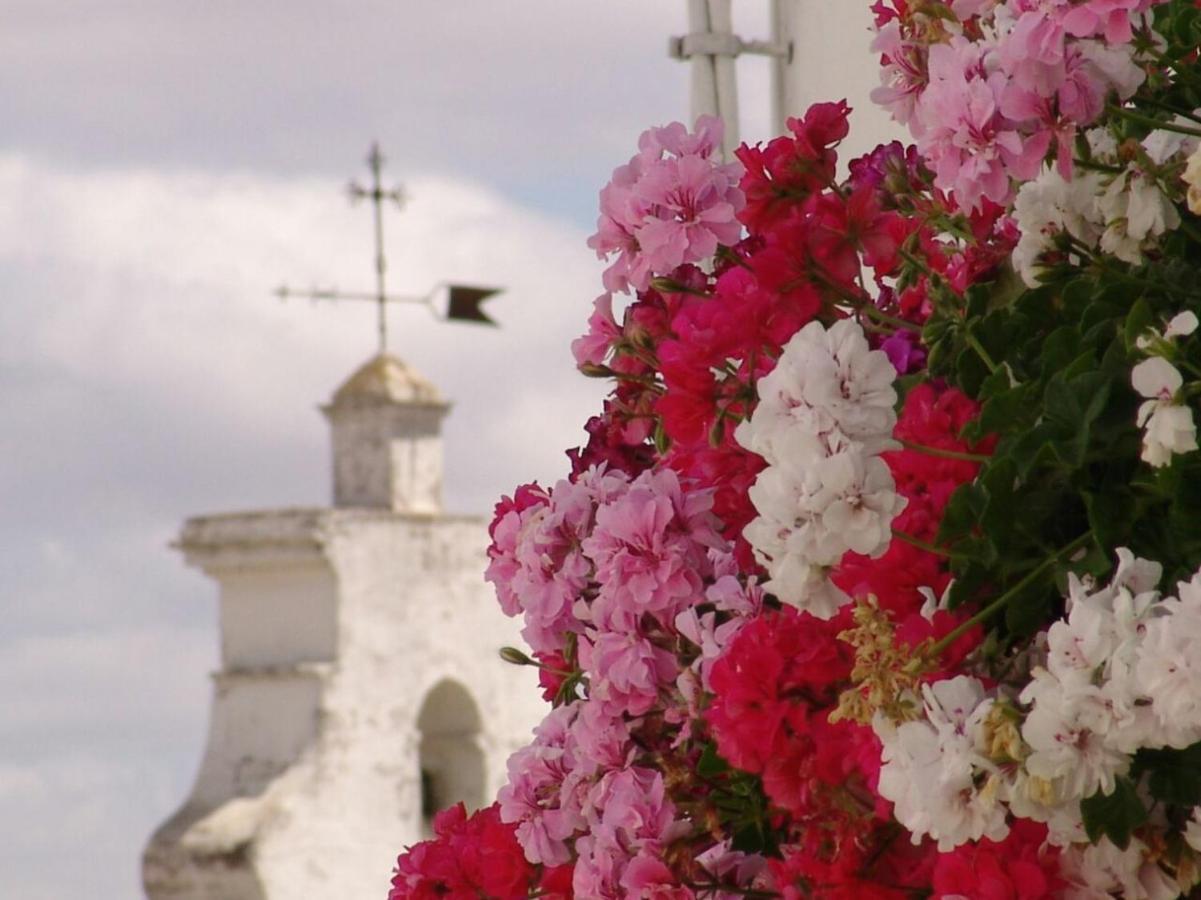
xmin=1138 ymin=97 xmax=1201 ymax=126
xmin=859 ymin=302 xmax=922 ymax=333
xmin=898 ymin=438 xmax=990 ymax=463
xmin=964 ymin=330 xmax=999 ymax=373
xmin=892 ymin=529 xmax=951 ymax=557
xmin=1108 ymin=105 xmax=1201 ymax=138
xmin=929 ymin=532 xmax=1094 ymax=656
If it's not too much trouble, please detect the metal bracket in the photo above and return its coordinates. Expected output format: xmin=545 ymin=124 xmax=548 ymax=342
xmin=668 ymin=32 xmax=792 ymax=62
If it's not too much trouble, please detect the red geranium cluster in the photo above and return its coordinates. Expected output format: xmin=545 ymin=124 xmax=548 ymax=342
xmin=388 ymin=804 xmax=571 ymax=900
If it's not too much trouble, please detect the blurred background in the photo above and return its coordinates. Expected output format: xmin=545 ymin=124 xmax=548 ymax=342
xmin=0 ymin=2 xmax=782 ymax=897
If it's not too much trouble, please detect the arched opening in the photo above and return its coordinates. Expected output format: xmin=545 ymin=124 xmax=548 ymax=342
xmin=416 ymin=679 xmax=487 ymax=837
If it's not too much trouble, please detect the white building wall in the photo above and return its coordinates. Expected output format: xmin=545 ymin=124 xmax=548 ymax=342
xmin=774 ymin=0 xmax=903 ymax=158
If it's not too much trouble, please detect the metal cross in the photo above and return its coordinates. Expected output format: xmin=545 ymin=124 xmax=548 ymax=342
xmin=276 ymin=142 xmax=501 ymax=354
xmin=349 ymin=142 xmax=406 ymax=353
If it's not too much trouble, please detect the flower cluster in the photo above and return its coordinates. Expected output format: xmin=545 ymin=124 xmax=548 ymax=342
xmin=736 ymin=319 xmax=905 ymax=617
xmin=389 ymin=2 xmax=1201 ymax=895
xmin=871 ymin=0 xmax=1164 ymax=210
xmin=877 ymin=550 xmax=1201 ymax=891
xmin=587 ymin=116 xmax=744 ymax=295
xmin=1132 ymin=311 xmax=1198 ymax=467
xmin=388 ymin=803 xmax=570 ymax=899
xmin=1012 ymin=124 xmax=1194 ymax=285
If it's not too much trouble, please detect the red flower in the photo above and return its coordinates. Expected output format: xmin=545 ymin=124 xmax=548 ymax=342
xmin=389 ymin=803 xmax=536 ymax=900
xmin=737 ymin=101 xmax=851 ymax=234
xmin=707 ymin=607 xmax=852 ymax=777
xmin=932 ymin=819 xmax=1063 ymax=899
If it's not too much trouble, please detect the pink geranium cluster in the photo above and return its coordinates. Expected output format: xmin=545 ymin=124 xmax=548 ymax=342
xmin=871 ymin=0 xmax=1163 ymax=209
xmin=587 ymin=115 xmax=745 ymax=294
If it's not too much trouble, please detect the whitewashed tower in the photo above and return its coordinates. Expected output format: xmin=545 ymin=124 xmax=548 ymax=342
xmin=144 ymin=144 xmax=541 ymax=900
xmin=142 ymin=353 xmax=544 ymax=900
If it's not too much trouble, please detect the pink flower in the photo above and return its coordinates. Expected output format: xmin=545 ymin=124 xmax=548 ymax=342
xmin=1060 ymin=0 xmax=1154 ymax=44
xmin=999 ymin=7 xmax=1069 ymax=96
xmin=584 ymin=468 xmax=724 ymax=631
xmin=588 ymin=117 xmax=745 ymax=294
xmin=497 ymin=704 xmax=585 ymax=867
xmin=635 ymin=153 xmax=743 ymax=275
xmin=621 ymin=854 xmax=695 ymax=898
xmin=572 ymin=293 xmax=621 ymax=368
xmin=580 ymin=630 xmax=677 ymax=716
xmin=918 ymin=42 xmax=1037 ymax=209
xmin=871 ymin=22 xmax=928 ymax=129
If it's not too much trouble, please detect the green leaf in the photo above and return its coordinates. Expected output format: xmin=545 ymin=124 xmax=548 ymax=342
xmin=697 ymin=742 xmax=730 ymax=778
xmin=1083 ymin=490 xmax=1135 ymax=553
xmin=1134 ymin=743 xmax=1201 ymax=808
xmin=1080 ymin=776 xmax=1148 ymax=849
xmin=1123 ymin=297 xmax=1155 ymax=353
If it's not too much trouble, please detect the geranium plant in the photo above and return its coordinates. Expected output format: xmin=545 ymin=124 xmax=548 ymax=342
xmin=388 ymin=1 xmax=1201 ymax=896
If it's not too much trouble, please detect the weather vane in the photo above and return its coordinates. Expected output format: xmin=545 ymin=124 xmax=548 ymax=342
xmin=275 ymin=141 xmax=501 ymax=354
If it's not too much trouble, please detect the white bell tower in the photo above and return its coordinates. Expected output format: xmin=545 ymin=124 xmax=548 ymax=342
xmin=142 ymin=356 xmax=543 ymax=900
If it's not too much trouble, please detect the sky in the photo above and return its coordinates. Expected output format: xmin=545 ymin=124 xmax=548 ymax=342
xmin=0 ymin=3 xmax=784 ymax=897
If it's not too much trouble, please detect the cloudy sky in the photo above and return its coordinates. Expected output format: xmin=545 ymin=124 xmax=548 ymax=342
xmin=0 ymin=3 xmax=792 ymax=897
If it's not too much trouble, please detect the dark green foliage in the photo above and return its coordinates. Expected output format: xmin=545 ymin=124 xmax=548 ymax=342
xmin=1081 ymin=777 xmax=1148 ymax=850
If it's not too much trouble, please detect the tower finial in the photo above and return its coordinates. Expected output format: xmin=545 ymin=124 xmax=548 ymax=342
xmin=274 ymin=144 xmax=504 ymax=352
xmin=347 ymin=141 xmax=405 ymax=353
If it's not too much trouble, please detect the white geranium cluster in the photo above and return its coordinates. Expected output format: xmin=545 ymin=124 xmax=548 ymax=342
xmin=876 ymin=550 xmax=1201 ymax=885
xmin=874 ymin=675 xmax=1009 ymax=851
xmin=736 ymin=319 xmax=904 ymax=618
xmin=1060 ymin=837 xmax=1180 ymax=900
xmin=1012 ymin=126 xmax=1195 ymax=286
xmin=1132 ymin=311 xmax=1198 ymax=468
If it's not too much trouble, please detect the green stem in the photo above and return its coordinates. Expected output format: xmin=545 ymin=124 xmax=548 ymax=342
xmin=898 ymin=438 xmax=990 ymax=463
xmin=930 ymin=532 xmax=1094 ymax=656
xmin=1109 ymin=105 xmax=1201 ymax=138
xmin=964 ymin=330 xmax=999 ymax=374
xmin=859 ymin=302 xmax=922 ymax=333
xmin=893 ymin=529 xmax=951 ymax=558
xmin=1135 ymin=96 xmax=1201 ymax=126
xmin=1073 ymin=157 xmax=1126 ymax=175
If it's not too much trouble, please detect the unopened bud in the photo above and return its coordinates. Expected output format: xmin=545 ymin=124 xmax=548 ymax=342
xmin=649 ymin=276 xmax=686 ymax=294
xmin=578 ymin=362 xmax=614 ymax=378
xmin=499 ymin=646 xmax=535 ymax=667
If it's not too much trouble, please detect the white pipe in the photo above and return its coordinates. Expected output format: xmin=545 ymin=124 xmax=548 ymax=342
xmin=686 ymin=0 xmax=719 ymax=122
xmin=707 ymin=0 xmax=740 ymax=158
xmin=769 ymin=0 xmax=788 ymax=134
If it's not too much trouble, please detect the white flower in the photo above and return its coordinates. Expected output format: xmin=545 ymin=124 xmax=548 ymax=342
xmin=874 ymin=678 xmax=1008 ymax=851
xmin=1077 ymin=40 xmax=1146 ymax=103
xmin=1185 ymin=807 xmax=1201 ymax=854
xmin=739 ymin=319 xmax=903 ymax=615
xmin=1184 ymin=143 xmax=1201 ymax=215
xmin=1060 ymin=836 xmax=1179 ymax=900
xmin=1134 ymin=572 xmax=1201 ymax=748
xmin=1012 ymin=165 xmax=1104 ymax=287
xmin=1132 ymin=357 xmax=1197 ymax=467
xmin=1142 ymin=118 xmax=1200 ymax=165
xmin=1020 ymin=670 xmax=1131 ymax=801
xmin=1137 ymin=310 xmax=1199 ymax=352
xmin=1099 ymin=167 xmax=1181 ymax=264
xmin=743 ymin=318 xmax=899 ymax=458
